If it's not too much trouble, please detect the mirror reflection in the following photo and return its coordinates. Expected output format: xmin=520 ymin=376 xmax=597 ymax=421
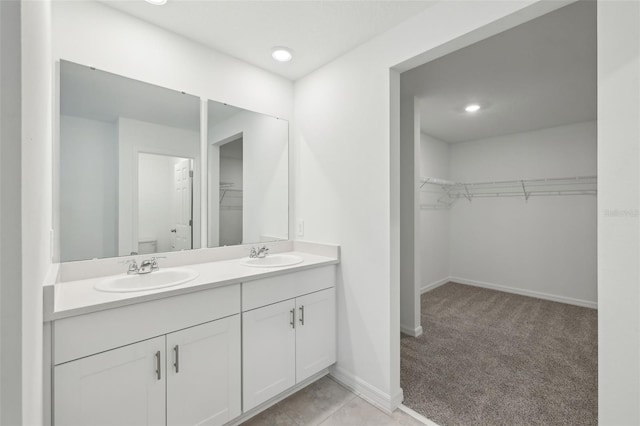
xmin=59 ymin=60 xmax=201 ymax=261
xmin=137 ymin=153 xmax=194 ymax=254
xmin=207 ymin=101 xmax=288 ymax=247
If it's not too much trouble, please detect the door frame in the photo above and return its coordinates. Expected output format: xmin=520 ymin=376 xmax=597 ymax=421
xmin=133 ymin=151 xmax=194 ymax=254
xmin=207 ymin=132 xmax=243 ymax=247
xmin=389 ymin=0 xmax=586 ymax=413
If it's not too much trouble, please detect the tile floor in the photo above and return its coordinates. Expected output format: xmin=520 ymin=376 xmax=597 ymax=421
xmin=241 ymin=376 xmax=427 ymax=426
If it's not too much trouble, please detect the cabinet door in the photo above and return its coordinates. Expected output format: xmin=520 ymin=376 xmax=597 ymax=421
xmin=296 ymin=288 xmax=336 ymax=382
xmin=166 ymin=315 xmax=241 ymax=426
xmin=54 ymin=336 xmax=165 ymax=426
xmin=242 ymin=299 xmax=296 ymax=411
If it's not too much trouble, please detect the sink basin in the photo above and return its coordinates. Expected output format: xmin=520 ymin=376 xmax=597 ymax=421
xmin=241 ymin=254 xmax=304 ymax=268
xmin=95 ymin=268 xmax=199 ymax=293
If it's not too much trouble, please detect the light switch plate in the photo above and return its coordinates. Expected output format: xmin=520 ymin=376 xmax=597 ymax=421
xmin=297 ymin=219 xmax=304 ymax=237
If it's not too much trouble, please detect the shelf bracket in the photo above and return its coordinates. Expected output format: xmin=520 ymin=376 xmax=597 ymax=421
xmin=521 ymin=180 xmax=530 ymax=201
xmin=463 ymin=184 xmax=472 ymax=202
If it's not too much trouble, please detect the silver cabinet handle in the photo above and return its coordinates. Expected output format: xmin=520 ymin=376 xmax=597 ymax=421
xmin=174 ymin=345 xmax=180 ymax=373
xmin=290 ymin=308 xmax=295 ymax=328
xmin=155 ymin=351 xmax=161 ymax=380
xmin=299 ymin=305 xmax=305 ymax=326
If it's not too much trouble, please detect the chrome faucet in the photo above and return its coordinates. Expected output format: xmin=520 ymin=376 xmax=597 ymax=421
xmin=249 ymin=245 xmax=269 ymax=259
xmin=138 ymin=256 xmax=166 ymax=274
xmin=120 ymin=256 xmax=166 ymax=275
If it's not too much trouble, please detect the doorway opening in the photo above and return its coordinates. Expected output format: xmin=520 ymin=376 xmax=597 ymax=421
xmin=398 ymin=1 xmax=597 ymax=424
xmin=219 ymin=137 xmax=244 ymax=246
xmin=137 ymin=152 xmax=194 ymax=254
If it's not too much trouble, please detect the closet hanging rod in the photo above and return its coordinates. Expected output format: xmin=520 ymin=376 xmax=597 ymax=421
xmin=420 ymin=175 xmax=596 ymax=188
xmin=418 ymin=175 xmax=597 ymax=207
xmin=448 ymin=190 xmax=596 ymax=199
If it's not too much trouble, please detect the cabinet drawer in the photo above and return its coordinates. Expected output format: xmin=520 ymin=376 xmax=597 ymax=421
xmin=242 ymin=266 xmax=336 ymax=311
xmin=54 ymin=284 xmax=240 ymax=365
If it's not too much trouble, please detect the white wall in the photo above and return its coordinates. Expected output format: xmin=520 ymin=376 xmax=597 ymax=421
xmin=21 ymin=0 xmax=53 ymax=423
xmin=294 ymin=0 xmax=564 ymax=410
xmin=0 ymin=1 xmax=23 ymax=423
xmin=118 ymin=117 xmax=200 ymax=256
xmin=60 ymin=115 xmax=118 ymax=261
xmin=52 ymin=1 xmax=292 ymax=121
xmin=598 ymin=1 xmax=640 ymax=422
xmin=419 ymin=133 xmax=450 ymax=289
xmin=208 ymin=111 xmax=288 ymax=246
xmin=447 ymin=121 xmax=597 ymax=306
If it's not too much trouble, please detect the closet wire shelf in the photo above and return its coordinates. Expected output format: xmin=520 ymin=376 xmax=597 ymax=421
xmin=419 ymin=175 xmax=597 ymax=210
xmin=220 ymin=182 xmax=243 ymax=211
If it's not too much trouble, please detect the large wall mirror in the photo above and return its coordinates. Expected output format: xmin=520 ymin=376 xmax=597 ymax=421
xmin=207 ymin=100 xmax=288 ymax=247
xmin=58 ymin=60 xmax=201 ymax=262
xmin=57 ymin=60 xmax=289 ymax=262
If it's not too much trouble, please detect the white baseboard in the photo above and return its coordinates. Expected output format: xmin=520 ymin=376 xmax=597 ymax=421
xmin=390 ymin=387 xmax=405 ymax=412
xmin=398 ymin=404 xmax=440 ymax=426
xmin=420 ymin=277 xmax=450 ymax=294
xmin=449 ymin=276 xmax=598 ymax=309
xmin=400 ymin=324 xmax=423 ymax=337
xmin=329 ymin=366 xmax=401 ymax=414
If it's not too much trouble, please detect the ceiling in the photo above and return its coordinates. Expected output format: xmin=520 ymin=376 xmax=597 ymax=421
xmin=100 ymin=0 xmax=436 ymax=81
xmin=401 ymin=0 xmax=597 ymax=143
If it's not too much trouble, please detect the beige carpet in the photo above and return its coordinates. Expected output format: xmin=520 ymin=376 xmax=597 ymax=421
xmin=401 ymin=282 xmax=597 ymax=426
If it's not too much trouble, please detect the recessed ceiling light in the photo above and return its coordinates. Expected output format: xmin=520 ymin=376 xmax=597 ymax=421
xmin=464 ymin=104 xmax=481 ymax=113
xmin=271 ymin=47 xmax=293 ymax=63
xmin=145 ymin=0 xmax=167 ymax=5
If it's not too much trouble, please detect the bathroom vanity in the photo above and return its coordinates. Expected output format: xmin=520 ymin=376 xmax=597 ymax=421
xmin=44 ymin=242 xmax=339 ymax=426
xmin=46 ymin=57 xmax=334 ymax=425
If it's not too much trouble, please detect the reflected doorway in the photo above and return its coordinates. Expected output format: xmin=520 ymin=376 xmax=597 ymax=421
xmin=219 ymin=137 xmax=243 ymax=246
xmin=137 ymin=152 xmax=194 ymax=254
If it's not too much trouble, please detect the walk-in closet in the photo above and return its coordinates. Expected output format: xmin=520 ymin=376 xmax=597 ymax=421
xmin=398 ymin=1 xmax=597 ymax=425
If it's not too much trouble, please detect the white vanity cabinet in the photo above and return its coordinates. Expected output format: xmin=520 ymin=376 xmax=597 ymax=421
xmin=166 ymin=316 xmax=241 ymax=425
xmin=49 ymin=261 xmax=339 ymax=425
xmin=242 ymin=299 xmax=297 ymax=410
xmin=54 ymin=336 xmax=167 ymax=426
xmin=242 ymin=266 xmax=336 ymax=412
xmin=52 ymin=285 xmax=242 ymax=426
xmin=295 ymin=288 xmax=336 ymax=382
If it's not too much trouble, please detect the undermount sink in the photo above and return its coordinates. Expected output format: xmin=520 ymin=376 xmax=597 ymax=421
xmin=94 ymin=268 xmax=199 ymax=293
xmin=241 ymin=254 xmax=304 ymax=268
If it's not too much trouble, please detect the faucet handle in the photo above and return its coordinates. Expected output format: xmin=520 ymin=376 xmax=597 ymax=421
xmin=118 ymin=259 xmax=138 ymax=274
xmin=249 ymin=247 xmax=258 ymax=258
xmin=150 ymin=256 xmax=166 ymax=271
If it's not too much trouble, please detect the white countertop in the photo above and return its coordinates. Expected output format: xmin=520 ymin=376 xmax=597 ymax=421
xmin=47 ymin=250 xmax=338 ymax=321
